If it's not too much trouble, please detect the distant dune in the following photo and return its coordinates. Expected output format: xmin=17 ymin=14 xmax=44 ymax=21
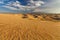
xmin=0 ymin=14 xmax=60 ymax=40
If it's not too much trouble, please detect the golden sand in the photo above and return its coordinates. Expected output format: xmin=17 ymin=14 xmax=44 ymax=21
xmin=0 ymin=14 xmax=60 ymax=40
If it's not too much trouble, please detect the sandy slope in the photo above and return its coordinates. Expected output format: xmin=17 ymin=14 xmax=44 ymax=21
xmin=0 ymin=14 xmax=60 ymax=40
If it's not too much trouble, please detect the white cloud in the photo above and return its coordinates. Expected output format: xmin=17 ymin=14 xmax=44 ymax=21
xmin=0 ymin=2 xmax=3 ymax=4
xmin=0 ymin=0 xmax=60 ymax=13
xmin=40 ymin=0 xmax=60 ymax=13
xmin=0 ymin=1 xmax=4 ymax=4
xmin=4 ymin=6 xmax=19 ymax=10
xmin=28 ymin=0 xmax=44 ymax=7
xmin=3 ymin=1 xmax=24 ymax=10
xmin=2 ymin=0 xmax=44 ymax=12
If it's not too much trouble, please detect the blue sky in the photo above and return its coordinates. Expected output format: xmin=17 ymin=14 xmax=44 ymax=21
xmin=0 ymin=0 xmax=60 ymax=13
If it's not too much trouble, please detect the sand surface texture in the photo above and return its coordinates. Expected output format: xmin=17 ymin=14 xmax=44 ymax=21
xmin=0 ymin=14 xmax=60 ymax=40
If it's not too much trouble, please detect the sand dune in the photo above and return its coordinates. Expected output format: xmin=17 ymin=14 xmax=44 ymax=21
xmin=0 ymin=14 xmax=60 ymax=40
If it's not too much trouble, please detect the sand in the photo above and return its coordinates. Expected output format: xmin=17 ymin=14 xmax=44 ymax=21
xmin=0 ymin=14 xmax=60 ymax=40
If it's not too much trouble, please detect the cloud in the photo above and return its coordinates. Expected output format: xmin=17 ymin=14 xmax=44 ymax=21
xmin=28 ymin=0 xmax=44 ymax=7
xmin=0 ymin=0 xmax=60 ymax=13
xmin=0 ymin=1 xmax=4 ymax=4
xmin=3 ymin=1 xmax=23 ymax=10
xmin=39 ymin=0 xmax=60 ymax=13
xmin=2 ymin=0 xmax=45 ymax=12
xmin=3 ymin=6 xmax=19 ymax=10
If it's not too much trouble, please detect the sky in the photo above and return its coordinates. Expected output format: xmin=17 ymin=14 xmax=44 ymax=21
xmin=0 ymin=0 xmax=60 ymax=13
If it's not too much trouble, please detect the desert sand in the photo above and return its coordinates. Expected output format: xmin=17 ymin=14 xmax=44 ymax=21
xmin=0 ymin=14 xmax=60 ymax=40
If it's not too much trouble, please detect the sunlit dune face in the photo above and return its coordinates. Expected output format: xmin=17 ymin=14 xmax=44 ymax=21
xmin=27 ymin=14 xmax=36 ymax=19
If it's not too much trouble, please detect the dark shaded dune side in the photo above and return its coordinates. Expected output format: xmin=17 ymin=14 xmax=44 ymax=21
xmin=21 ymin=14 xmax=60 ymax=21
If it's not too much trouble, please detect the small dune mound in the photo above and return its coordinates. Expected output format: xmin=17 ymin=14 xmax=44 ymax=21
xmin=22 ymin=14 xmax=28 ymax=19
xmin=7 ymin=14 xmax=60 ymax=21
xmin=17 ymin=14 xmax=24 ymax=17
xmin=19 ymin=14 xmax=60 ymax=21
xmin=50 ymin=15 xmax=60 ymax=20
xmin=27 ymin=14 xmax=37 ymax=20
xmin=42 ymin=15 xmax=54 ymax=21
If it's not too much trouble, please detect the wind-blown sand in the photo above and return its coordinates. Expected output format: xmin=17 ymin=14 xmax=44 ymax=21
xmin=0 ymin=14 xmax=60 ymax=40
